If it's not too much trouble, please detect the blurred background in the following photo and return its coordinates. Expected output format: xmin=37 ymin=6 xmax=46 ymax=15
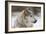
xmin=12 ymin=6 xmax=41 ymax=16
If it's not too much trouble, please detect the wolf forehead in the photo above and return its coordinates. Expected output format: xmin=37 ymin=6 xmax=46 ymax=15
xmin=23 ymin=8 xmax=34 ymax=15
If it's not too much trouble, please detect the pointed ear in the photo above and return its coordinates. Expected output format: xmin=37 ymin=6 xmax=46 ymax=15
xmin=21 ymin=9 xmax=28 ymax=16
xmin=23 ymin=10 xmax=26 ymax=16
xmin=22 ymin=10 xmax=25 ymax=14
xmin=20 ymin=10 xmax=25 ymax=15
xmin=21 ymin=10 xmax=26 ymax=14
xmin=24 ymin=10 xmax=26 ymax=14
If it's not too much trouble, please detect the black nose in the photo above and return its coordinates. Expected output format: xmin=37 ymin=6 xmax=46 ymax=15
xmin=34 ymin=20 xmax=37 ymax=23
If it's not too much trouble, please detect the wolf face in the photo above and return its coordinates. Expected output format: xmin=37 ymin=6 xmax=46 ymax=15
xmin=22 ymin=8 xmax=37 ymax=27
xmin=15 ymin=8 xmax=37 ymax=28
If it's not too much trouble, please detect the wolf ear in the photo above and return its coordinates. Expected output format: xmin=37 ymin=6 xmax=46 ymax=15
xmin=24 ymin=10 xmax=29 ymax=16
xmin=23 ymin=8 xmax=28 ymax=14
xmin=24 ymin=10 xmax=26 ymax=14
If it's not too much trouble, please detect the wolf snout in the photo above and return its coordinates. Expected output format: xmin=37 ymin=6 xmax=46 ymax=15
xmin=34 ymin=20 xmax=37 ymax=23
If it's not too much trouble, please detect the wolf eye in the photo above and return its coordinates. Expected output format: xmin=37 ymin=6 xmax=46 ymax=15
xmin=30 ymin=15 xmax=32 ymax=17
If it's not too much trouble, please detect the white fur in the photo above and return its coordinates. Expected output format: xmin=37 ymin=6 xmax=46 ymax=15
xmin=12 ymin=9 xmax=36 ymax=28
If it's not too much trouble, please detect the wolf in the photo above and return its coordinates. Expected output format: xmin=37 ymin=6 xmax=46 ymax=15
xmin=13 ymin=8 xmax=37 ymax=28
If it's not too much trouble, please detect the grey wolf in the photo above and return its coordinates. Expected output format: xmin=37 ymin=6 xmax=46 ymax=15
xmin=13 ymin=8 xmax=37 ymax=28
